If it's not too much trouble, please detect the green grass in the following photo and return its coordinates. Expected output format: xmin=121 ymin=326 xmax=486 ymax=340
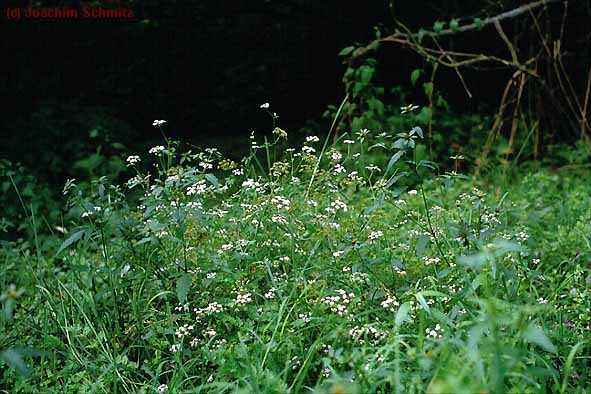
xmin=1 ymin=119 xmax=590 ymax=394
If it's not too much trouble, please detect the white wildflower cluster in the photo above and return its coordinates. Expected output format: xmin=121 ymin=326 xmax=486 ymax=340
xmin=330 ymin=150 xmax=342 ymax=162
xmin=332 ymin=250 xmax=345 ymax=258
xmin=343 ymin=139 xmax=355 ymax=144
xmin=149 ymin=145 xmax=165 ymax=156
xmin=306 ymin=136 xmax=320 ymax=143
xmin=271 ymin=195 xmax=291 ymax=210
xmin=234 ymin=292 xmax=252 ymax=305
xmin=368 ymin=230 xmax=384 ymax=241
xmin=232 ymin=168 xmax=244 ymax=176
xmin=407 ymin=189 xmax=418 ymax=196
xmin=380 ymin=295 xmax=400 ymax=312
xmin=241 ymin=178 xmax=263 ymax=192
xmin=175 ymin=323 xmax=194 ymax=339
xmin=425 ymin=324 xmax=444 ymax=339
xmin=126 ymin=155 xmax=140 ymax=166
xmin=349 ymin=325 xmax=388 ymax=345
xmin=264 ymin=287 xmax=276 ymax=299
xmin=199 ymin=161 xmax=213 ymax=170
xmin=187 ymin=180 xmax=207 ymax=195
xmin=322 ymin=289 xmax=355 ymax=316
xmin=298 ymin=312 xmax=312 ymax=323
xmin=157 ymin=384 xmax=168 ymax=393
xmin=194 ymin=302 xmax=223 ymax=317
xmin=515 ymin=231 xmax=529 ymax=242
xmin=333 ymin=163 xmax=347 ymax=175
xmin=271 ymin=214 xmax=288 ymax=225
xmin=260 ymin=102 xmax=270 ymax=109
xmin=423 ymin=256 xmax=441 ymax=265
xmin=152 ymin=119 xmax=166 ymax=126
xmin=330 ymin=199 xmax=348 ymax=212
xmin=169 ymin=344 xmax=181 ymax=353
xmin=302 ymin=146 xmax=316 ymax=154
xmin=127 ymin=175 xmax=142 ymax=189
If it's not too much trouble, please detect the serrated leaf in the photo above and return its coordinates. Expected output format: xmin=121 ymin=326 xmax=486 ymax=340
xmin=524 ymin=324 xmax=556 ymax=353
xmin=176 ymin=274 xmax=191 ymax=304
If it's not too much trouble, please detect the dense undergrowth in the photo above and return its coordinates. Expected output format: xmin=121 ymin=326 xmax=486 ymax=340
xmin=1 ymin=110 xmax=590 ymax=393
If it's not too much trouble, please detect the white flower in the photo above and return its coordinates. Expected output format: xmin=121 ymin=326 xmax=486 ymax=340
xmin=302 ymin=146 xmax=316 ymax=154
xmin=333 ymin=251 xmax=345 ymax=258
xmin=408 ymin=189 xmax=418 ymax=195
xmin=400 ymin=104 xmax=419 ymax=114
xmin=343 ymin=139 xmax=355 ymax=144
xmin=149 ymin=145 xmax=165 ymax=156
xmin=126 ymin=155 xmax=140 ymax=166
xmin=152 ymin=120 xmax=167 ymax=126
xmin=331 ymin=199 xmax=348 ymax=212
xmin=368 ymin=230 xmax=384 ymax=240
xmin=157 ymin=384 xmax=168 ymax=393
xmin=260 ymin=102 xmax=270 ymax=109
xmin=330 ymin=151 xmax=342 ymax=162
xmin=306 ymin=136 xmax=320 ymax=143
xmin=232 ymin=168 xmax=245 ymax=176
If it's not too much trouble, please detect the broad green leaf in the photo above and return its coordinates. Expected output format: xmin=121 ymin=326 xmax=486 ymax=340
xmin=205 ymin=173 xmax=219 ymax=189
xmin=338 ymin=46 xmax=355 ymax=56
xmin=1 ymin=349 xmax=30 ymax=378
xmin=386 ymin=151 xmax=405 ymax=174
xmin=395 ymin=302 xmax=411 ymax=327
xmin=433 ymin=21 xmax=445 ymax=33
xmin=411 ymin=69 xmax=422 ymax=86
xmin=450 ymin=18 xmax=459 ymax=32
xmin=57 ymin=229 xmax=85 ymax=255
xmin=415 ymin=292 xmax=430 ymax=313
xmin=523 ymin=324 xmax=556 ymax=353
xmin=176 ymin=274 xmax=191 ymax=304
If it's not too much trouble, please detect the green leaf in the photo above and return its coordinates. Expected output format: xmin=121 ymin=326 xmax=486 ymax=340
xmin=410 ymin=126 xmax=424 ymax=139
xmin=474 ymin=17 xmax=483 ymax=30
xmin=57 ymin=229 xmax=85 ymax=255
xmin=205 ymin=173 xmax=219 ymax=189
xmin=338 ymin=46 xmax=355 ymax=56
xmin=176 ymin=274 xmax=191 ymax=304
xmin=395 ymin=302 xmax=411 ymax=327
xmin=1 ymin=349 xmax=31 ymax=378
xmin=411 ymin=69 xmax=423 ymax=86
xmin=386 ymin=151 xmax=405 ymax=174
xmin=433 ymin=21 xmax=445 ymax=33
xmin=450 ymin=18 xmax=459 ymax=32
xmin=415 ymin=235 xmax=430 ymax=257
xmin=523 ymin=324 xmax=556 ymax=353
xmin=415 ymin=292 xmax=430 ymax=313
xmin=418 ymin=28 xmax=428 ymax=43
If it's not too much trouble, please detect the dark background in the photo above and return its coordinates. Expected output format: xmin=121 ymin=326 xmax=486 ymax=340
xmin=1 ymin=0 xmax=589 ymax=184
